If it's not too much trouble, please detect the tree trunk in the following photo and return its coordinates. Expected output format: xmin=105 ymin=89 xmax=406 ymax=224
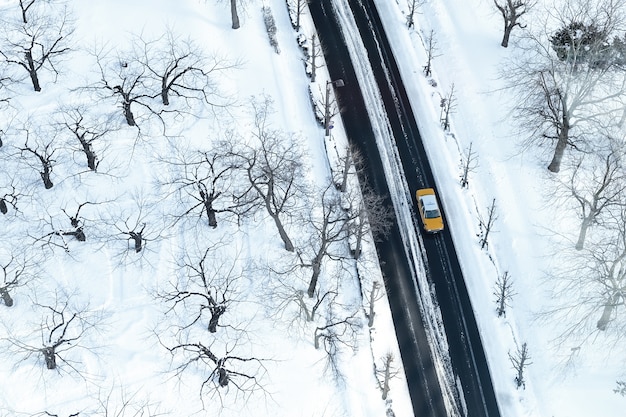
xmin=0 ymin=199 xmax=7 ymax=214
xmin=575 ymin=216 xmax=593 ymax=250
xmin=501 ymin=22 xmax=513 ymax=47
xmin=123 ymin=101 xmax=136 ymax=126
xmin=41 ymin=347 xmax=56 ymax=369
xmin=79 ymin=139 xmax=97 ymax=171
xmin=547 ymin=129 xmax=569 ymax=173
xmin=367 ymin=283 xmax=378 ymax=327
xmin=207 ymin=209 xmax=217 ymax=228
xmin=40 ymin=171 xmax=53 ymax=189
xmin=270 ymin=213 xmax=294 ymax=252
xmin=352 ymin=230 xmax=362 ymax=260
xmin=597 ymin=294 xmax=619 ymax=330
xmin=381 ymin=354 xmax=392 ymax=400
xmin=339 ymin=147 xmax=351 ymax=192
xmin=230 ymin=0 xmax=240 ymax=30
xmin=406 ymin=0 xmax=416 ymax=28
xmin=314 ymin=329 xmax=322 ymax=349
xmin=74 ymin=228 xmax=86 ymax=242
xmin=86 ymin=151 xmax=97 ymax=171
xmin=218 ymin=366 xmax=229 ymax=387
xmin=161 ymin=78 xmax=170 ymax=106
xmin=311 ymin=35 xmax=317 ymax=82
xmin=548 ymin=105 xmax=570 ymax=173
xmin=0 ymin=287 xmax=13 ymax=307
xmin=129 ymin=232 xmax=143 ymax=252
xmin=202 ymin=196 xmax=218 ymax=228
xmin=208 ymin=305 xmax=225 ymax=333
xmin=295 ymin=0 xmax=301 ymax=30
xmin=514 ymin=343 xmax=529 ymax=388
xmin=25 ymin=51 xmax=41 ymax=92
xmin=307 ymin=259 xmax=322 ymax=297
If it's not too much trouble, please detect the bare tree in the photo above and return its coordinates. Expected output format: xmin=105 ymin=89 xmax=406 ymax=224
xmin=158 ymin=243 xmax=241 ymax=334
xmin=134 ymin=30 xmax=235 ymax=109
xmin=161 ymin=146 xmax=242 ymax=229
xmin=164 ymin=340 xmax=266 ymax=402
xmin=376 ymin=352 xmax=399 ymax=400
xmin=406 ymin=0 xmax=425 ymax=29
xmin=493 ymin=0 xmax=535 ymax=47
xmin=59 ymin=106 xmax=116 ymax=172
xmin=18 ymin=127 xmax=58 ymax=189
xmin=318 ymin=81 xmax=343 ymax=134
xmin=506 ymin=0 xmax=626 ymax=172
xmin=6 ymin=292 xmax=102 ymax=374
xmin=0 ymin=1 xmax=74 ymax=91
xmin=439 ymin=83 xmax=456 ymax=131
xmin=101 ymin=194 xmax=165 ymax=259
xmin=60 ymin=202 xmax=93 ymax=242
xmin=119 ymin=222 xmax=145 ymax=254
xmin=313 ymin=311 xmax=360 ymax=350
xmin=32 ymin=202 xmax=101 ymax=253
xmin=591 ymin=211 xmax=626 ymax=332
xmin=87 ymin=47 xmax=152 ymax=128
xmin=364 ymin=281 xmax=383 ymax=327
xmin=509 ymin=342 xmax=532 ymax=389
xmin=478 ymin=198 xmax=497 ymax=249
xmin=560 ymin=149 xmax=626 ymax=250
xmin=304 ymin=34 xmax=324 ymax=83
xmin=263 ymin=260 xmax=340 ymax=338
xmin=230 ymin=96 xmax=306 ymax=252
xmin=314 ymin=304 xmax=361 ymax=381
xmin=98 ymin=61 xmax=143 ymax=126
xmin=286 ymin=0 xmax=307 ymax=31
xmin=544 ymin=208 xmax=626 ymax=346
xmin=0 ymin=250 xmax=37 ymax=307
xmin=0 ymin=176 xmax=26 ymax=215
xmin=302 ymin=184 xmax=350 ymax=298
xmin=334 ymin=142 xmax=363 ymax=193
xmin=494 ymin=271 xmax=515 ymax=317
xmin=459 ymin=141 xmax=478 ymax=188
xmin=422 ymin=29 xmax=440 ymax=78
xmin=344 ymin=185 xmax=393 ymax=260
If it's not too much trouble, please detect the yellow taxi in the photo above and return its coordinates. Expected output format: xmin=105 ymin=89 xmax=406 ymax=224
xmin=416 ymin=188 xmax=444 ymax=233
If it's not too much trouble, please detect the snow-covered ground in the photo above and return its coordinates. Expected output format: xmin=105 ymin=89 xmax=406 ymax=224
xmin=0 ymin=0 xmax=408 ymax=416
xmin=0 ymin=0 xmax=623 ymax=416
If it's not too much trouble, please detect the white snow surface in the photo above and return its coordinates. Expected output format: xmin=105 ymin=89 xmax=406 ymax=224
xmin=0 ymin=0 xmax=622 ymax=417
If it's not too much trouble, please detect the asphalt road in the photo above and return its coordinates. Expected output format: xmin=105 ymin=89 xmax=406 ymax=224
xmin=308 ymin=0 xmax=502 ymax=416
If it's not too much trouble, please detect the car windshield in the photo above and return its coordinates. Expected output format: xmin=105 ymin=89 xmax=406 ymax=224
xmin=425 ymin=209 xmax=441 ymax=219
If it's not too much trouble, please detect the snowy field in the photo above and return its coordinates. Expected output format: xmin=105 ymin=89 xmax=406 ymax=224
xmin=0 ymin=0 xmax=408 ymax=416
xmin=0 ymin=0 xmax=624 ymax=417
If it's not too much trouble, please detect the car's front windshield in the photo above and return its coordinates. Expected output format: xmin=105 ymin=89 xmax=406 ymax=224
xmin=425 ymin=209 xmax=440 ymax=219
